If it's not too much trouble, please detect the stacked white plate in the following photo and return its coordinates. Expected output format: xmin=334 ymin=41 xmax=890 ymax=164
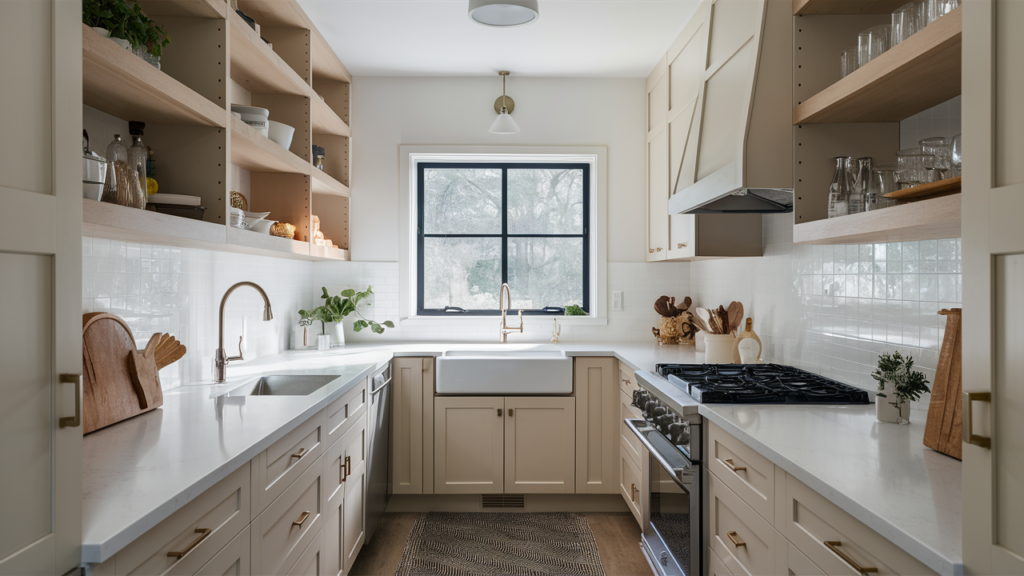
xmin=150 ymin=193 xmax=202 ymax=206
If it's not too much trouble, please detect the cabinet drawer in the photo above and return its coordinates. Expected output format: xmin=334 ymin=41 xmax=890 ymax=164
xmin=619 ymin=365 xmax=637 ymax=397
xmin=619 ymin=390 xmax=642 ymax=469
xmin=709 ymin=548 xmax=734 ymax=576
xmin=324 ymin=414 xmax=366 ymax=509
xmin=619 ymin=439 xmax=643 ymax=526
xmin=251 ymin=456 xmax=324 ymax=576
xmin=709 ymin=472 xmax=776 ymax=576
xmin=784 ymin=474 xmax=936 ymax=576
xmin=709 ymin=422 xmax=776 ymax=525
xmin=112 ymin=463 xmax=250 ymax=576
xmin=325 ymin=378 xmax=366 ymax=448
xmin=252 ymin=409 xmax=326 ymax=515
xmin=785 ymin=541 xmax=825 ymax=576
xmin=286 ymin=526 xmax=323 ymax=576
xmin=194 ymin=526 xmax=249 ymax=576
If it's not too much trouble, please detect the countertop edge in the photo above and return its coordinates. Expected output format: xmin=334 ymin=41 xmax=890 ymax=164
xmin=81 ymin=362 xmax=380 ymax=564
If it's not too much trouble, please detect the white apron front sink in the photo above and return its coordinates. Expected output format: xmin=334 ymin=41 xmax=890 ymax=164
xmin=435 ymin=350 xmax=573 ymax=394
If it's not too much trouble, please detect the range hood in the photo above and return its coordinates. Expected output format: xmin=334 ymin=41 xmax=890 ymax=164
xmin=665 ymin=0 xmax=793 ymax=215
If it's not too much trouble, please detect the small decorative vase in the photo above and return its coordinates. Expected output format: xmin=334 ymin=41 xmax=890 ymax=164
xmin=331 ymin=323 xmax=345 ymax=347
xmin=875 ymin=380 xmax=901 ymax=423
xmin=91 ymin=27 xmax=110 ymax=38
xmin=111 ymin=37 xmax=131 ymax=50
xmin=704 ymin=334 xmax=737 ymax=363
xmin=316 ymin=334 xmax=331 ymax=351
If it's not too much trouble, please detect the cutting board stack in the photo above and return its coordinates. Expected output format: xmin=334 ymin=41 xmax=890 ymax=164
xmin=81 ymin=313 xmax=185 ymax=434
xmin=923 ymin=308 xmax=962 ymax=460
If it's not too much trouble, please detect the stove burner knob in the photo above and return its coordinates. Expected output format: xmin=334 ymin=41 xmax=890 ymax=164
xmin=668 ymin=422 xmax=689 ymax=445
xmin=656 ymin=414 xmax=674 ymax=428
xmin=645 ymin=401 xmax=659 ymax=416
xmin=652 ymin=406 xmax=667 ymax=418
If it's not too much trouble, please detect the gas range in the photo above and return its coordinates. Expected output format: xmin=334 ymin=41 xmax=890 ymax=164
xmin=656 ymin=363 xmax=871 ymax=404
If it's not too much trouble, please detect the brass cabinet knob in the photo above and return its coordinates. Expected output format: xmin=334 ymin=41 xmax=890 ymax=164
xmin=649 ymin=248 xmax=655 ymax=254
xmin=656 ymin=247 xmax=663 ymax=252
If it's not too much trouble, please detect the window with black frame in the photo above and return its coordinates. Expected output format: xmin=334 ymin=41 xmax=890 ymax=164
xmin=417 ymin=163 xmax=590 ymax=316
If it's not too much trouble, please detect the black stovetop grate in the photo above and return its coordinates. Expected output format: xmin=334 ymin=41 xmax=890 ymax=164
xmin=655 ymin=363 xmax=870 ymax=404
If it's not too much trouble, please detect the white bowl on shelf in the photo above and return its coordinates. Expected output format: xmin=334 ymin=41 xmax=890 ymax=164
xmin=249 ymin=219 xmax=275 ymax=234
xmin=268 ymin=121 xmax=295 ymax=151
xmin=231 ymin=105 xmax=269 ymax=137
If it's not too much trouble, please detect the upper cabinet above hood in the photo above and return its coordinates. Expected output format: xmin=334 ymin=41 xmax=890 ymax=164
xmin=658 ymin=0 xmax=793 ymax=215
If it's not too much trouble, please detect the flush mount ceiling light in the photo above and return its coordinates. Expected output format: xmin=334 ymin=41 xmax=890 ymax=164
xmin=469 ymin=0 xmax=539 ymax=27
xmin=489 ymin=71 xmax=520 ymax=134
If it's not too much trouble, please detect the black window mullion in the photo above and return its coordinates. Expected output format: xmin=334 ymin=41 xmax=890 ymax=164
xmin=501 ymin=168 xmax=508 ymax=286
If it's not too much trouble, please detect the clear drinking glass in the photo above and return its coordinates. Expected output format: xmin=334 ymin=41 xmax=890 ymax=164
xmin=920 ymin=136 xmax=951 ymax=181
xmin=927 ymin=0 xmax=960 ymax=24
xmin=896 ymin=148 xmax=927 ymax=189
xmin=828 ymin=157 xmax=854 ymax=218
xmin=951 ymin=134 xmax=963 ymax=177
xmin=840 ymin=46 xmax=859 ymax=78
xmin=891 ymin=3 xmax=921 ymax=45
xmin=849 ymin=157 xmax=872 ymax=215
xmin=866 ymin=165 xmax=899 ymax=211
xmin=858 ymin=24 xmax=892 ymax=67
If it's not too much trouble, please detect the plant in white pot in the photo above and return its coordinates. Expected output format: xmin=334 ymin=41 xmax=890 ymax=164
xmin=83 ymin=0 xmax=170 ymax=64
xmin=299 ymin=286 xmax=394 ymax=349
xmin=871 ymin=351 xmax=930 ymax=424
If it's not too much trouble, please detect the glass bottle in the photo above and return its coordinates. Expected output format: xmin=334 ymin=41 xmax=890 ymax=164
xmin=128 ymin=121 xmax=148 ymax=208
xmin=867 ymin=165 xmax=899 ymax=210
xmin=849 ymin=157 xmax=871 ymax=214
xmin=827 ymin=157 xmax=853 ymax=218
xmin=101 ymin=135 xmax=130 ymax=207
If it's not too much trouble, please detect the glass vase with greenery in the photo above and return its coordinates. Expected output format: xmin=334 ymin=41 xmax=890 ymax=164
xmin=83 ymin=0 xmax=170 ymax=57
xmin=871 ymin=351 xmax=930 ymax=424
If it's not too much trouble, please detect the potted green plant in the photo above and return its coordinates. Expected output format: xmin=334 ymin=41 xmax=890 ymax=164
xmin=298 ymin=286 xmax=394 ymax=349
xmin=871 ymin=351 xmax=931 ymax=424
xmin=83 ymin=0 xmax=170 ymax=66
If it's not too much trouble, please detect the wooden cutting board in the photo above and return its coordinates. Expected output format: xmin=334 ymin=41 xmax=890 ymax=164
xmin=82 ymin=313 xmax=164 ymax=434
xmin=923 ymin=308 xmax=962 ymax=460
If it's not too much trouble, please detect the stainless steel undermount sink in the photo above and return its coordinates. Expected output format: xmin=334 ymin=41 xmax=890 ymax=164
xmin=435 ymin=350 xmax=573 ymax=394
xmin=229 ymin=375 xmax=337 ymax=396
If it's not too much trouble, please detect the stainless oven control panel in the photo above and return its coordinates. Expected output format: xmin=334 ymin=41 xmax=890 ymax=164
xmin=632 ymin=387 xmax=701 ymax=463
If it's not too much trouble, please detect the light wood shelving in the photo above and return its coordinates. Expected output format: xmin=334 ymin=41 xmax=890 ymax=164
xmin=83 ymin=0 xmax=351 ymax=260
xmin=793 ymin=194 xmax=961 ymax=245
xmin=793 ymin=0 xmax=909 ymax=16
xmin=230 ymin=116 xmax=310 ymax=174
xmin=793 ymin=7 xmax=961 ymax=124
xmin=83 ymin=24 xmax=225 ymax=127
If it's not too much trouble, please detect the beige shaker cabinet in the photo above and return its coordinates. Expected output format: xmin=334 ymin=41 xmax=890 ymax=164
xmin=391 ymin=357 xmax=435 ymax=495
xmin=504 ymin=397 xmax=577 ymax=494
xmin=323 ymin=412 xmax=367 ymax=576
xmin=574 ymin=357 xmax=620 ymax=494
xmin=433 ymin=396 xmax=506 ymax=494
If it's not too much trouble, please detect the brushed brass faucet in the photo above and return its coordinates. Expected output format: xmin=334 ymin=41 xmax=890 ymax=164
xmin=499 ymin=283 xmax=523 ymax=343
xmin=215 ymin=281 xmax=273 ymax=383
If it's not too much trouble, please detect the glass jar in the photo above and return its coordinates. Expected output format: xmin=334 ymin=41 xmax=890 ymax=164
xmin=828 ymin=157 xmax=854 ymax=218
xmin=102 ymin=135 xmax=139 ymax=208
xmin=128 ymin=121 xmax=148 ymax=209
xmin=866 ymin=165 xmax=898 ymax=211
xmin=849 ymin=157 xmax=872 ymax=215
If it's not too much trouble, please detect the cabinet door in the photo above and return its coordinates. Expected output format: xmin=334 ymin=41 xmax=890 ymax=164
xmin=963 ymin=1 xmax=1024 ymax=574
xmin=647 ymin=127 xmax=670 ymax=261
xmin=342 ymin=454 xmax=365 ymax=574
xmin=574 ymin=357 xmax=619 ymax=494
xmin=0 ymin=2 xmax=82 ymax=575
xmin=195 ymin=527 xmax=250 ymax=576
xmin=619 ymin=443 xmax=643 ymax=527
xmin=391 ymin=358 xmax=433 ymax=495
xmin=434 ymin=397 xmax=504 ymax=494
xmin=324 ymin=417 xmax=366 ymax=576
xmin=504 ymin=397 xmax=575 ymax=494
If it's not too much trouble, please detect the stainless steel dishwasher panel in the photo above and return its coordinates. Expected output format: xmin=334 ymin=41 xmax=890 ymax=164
xmin=365 ymin=362 xmax=391 ymax=544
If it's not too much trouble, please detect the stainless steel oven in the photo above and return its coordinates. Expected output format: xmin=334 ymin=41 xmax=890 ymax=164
xmin=626 ymin=386 xmax=702 ymax=576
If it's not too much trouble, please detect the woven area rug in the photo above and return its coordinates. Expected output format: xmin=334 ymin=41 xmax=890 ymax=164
xmin=394 ymin=512 xmax=607 ymax=576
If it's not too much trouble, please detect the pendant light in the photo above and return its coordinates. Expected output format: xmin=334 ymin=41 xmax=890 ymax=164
xmin=489 ymin=71 xmax=520 ymax=134
xmin=469 ymin=0 xmax=539 ymax=27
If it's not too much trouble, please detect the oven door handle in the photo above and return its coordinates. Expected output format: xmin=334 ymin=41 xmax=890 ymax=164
xmin=625 ymin=418 xmax=694 ymax=486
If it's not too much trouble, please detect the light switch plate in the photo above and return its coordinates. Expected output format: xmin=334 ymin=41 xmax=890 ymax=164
xmin=612 ymin=291 xmax=624 ymax=311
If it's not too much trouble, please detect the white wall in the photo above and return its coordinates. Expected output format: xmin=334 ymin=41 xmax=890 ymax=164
xmin=349 ymin=76 xmax=647 ymax=262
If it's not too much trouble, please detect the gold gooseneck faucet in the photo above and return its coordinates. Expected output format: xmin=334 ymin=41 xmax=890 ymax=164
xmin=215 ymin=281 xmax=274 ymax=383
xmin=498 ymin=283 xmax=523 ymax=343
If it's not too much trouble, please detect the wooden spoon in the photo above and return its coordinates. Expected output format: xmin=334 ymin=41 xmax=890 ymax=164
xmin=716 ymin=305 xmax=730 ymax=334
xmin=691 ymin=312 xmax=712 ymax=333
xmin=727 ymin=302 xmax=743 ymax=335
xmin=696 ymin=308 xmax=714 ymax=333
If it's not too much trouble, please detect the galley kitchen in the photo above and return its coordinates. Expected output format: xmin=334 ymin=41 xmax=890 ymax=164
xmin=1 ymin=0 xmax=1015 ymax=575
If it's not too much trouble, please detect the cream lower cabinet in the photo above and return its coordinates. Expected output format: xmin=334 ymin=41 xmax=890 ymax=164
xmin=324 ymin=412 xmax=367 ymax=576
xmin=574 ymin=357 xmax=619 ymax=494
xmin=434 ymin=396 xmax=576 ymax=494
xmin=391 ymin=358 xmax=435 ymax=495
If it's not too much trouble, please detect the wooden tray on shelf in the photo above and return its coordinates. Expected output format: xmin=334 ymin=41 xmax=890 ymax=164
xmin=884 ymin=176 xmax=961 ymax=201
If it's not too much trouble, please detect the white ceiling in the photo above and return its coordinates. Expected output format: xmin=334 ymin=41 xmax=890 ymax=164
xmin=298 ymin=0 xmax=702 ymax=78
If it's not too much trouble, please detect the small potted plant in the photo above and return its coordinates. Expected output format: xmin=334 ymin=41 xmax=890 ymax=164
xmin=871 ymin=351 xmax=931 ymax=424
xmin=83 ymin=0 xmax=170 ymax=66
xmin=299 ymin=286 xmax=394 ymax=349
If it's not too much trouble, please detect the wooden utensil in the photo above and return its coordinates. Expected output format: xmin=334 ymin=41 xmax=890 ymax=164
xmin=691 ymin=312 xmax=712 ymax=333
xmin=153 ymin=333 xmax=186 ymax=369
xmin=696 ymin=308 xmax=713 ymax=332
xmin=727 ymin=302 xmax=744 ymax=335
xmin=716 ymin=305 xmax=731 ymax=334
xmin=924 ymin=309 xmax=962 ymax=460
xmin=128 ymin=334 xmax=163 ymax=410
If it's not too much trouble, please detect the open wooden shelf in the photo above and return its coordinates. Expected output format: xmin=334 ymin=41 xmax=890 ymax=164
xmin=793 ymin=0 xmax=909 ymax=15
xmin=312 ymin=97 xmax=351 ymax=137
xmin=229 ymin=10 xmax=309 ymax=97
xmin=793 ymin=6 xmax=961 ymax=124
xmin=793 ymin=194 xmax=961 ymax=245
xmin=311 ymin=244 xmax=351 ymax=261
xmin=311 ymin=169 xmax=350 ymax=197
xmin=230 ymin=116 xmax=310 ymax=174
xmin=225 ymin=226 xmax=309 ymax=257
xmin=82 ymin=24 xmax=226 ymax=128
xmin=83 ymin=199 xmax=226 ymax=248
xmin=138 ymin=0 xmax=225 ymax=19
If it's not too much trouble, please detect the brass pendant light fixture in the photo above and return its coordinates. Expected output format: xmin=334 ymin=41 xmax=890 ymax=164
xmin=489 ymin=71 xmax=520 ymax=134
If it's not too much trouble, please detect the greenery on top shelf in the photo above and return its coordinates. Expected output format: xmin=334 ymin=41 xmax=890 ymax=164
xmin=83 ymin=0 xmax=171 ymax=57
xmin=871 ymin=350 xmax=931 ymax=412
xmin=299 ymin=286 xmax=396 ymax=334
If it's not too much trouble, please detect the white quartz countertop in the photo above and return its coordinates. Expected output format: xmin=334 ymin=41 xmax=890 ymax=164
xmin=638 ymin=368 xmax=963 ymax=575
xmin=82 ymin=342 xmax=961 ymax=575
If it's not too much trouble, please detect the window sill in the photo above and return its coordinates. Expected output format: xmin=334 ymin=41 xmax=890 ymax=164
xmin=400 ymin=315 xmax=608 ymax=327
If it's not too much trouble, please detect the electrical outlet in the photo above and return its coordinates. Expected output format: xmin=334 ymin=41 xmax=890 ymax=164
xmin=612 ymin=291 xmax=624 ymax=311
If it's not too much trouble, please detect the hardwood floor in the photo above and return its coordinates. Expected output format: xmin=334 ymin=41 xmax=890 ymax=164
xmin=349 ymin=512 xmax=652 ymax=576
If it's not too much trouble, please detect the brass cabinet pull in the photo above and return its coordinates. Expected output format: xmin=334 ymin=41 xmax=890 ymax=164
xmin=345 ymin=455 xmax=351 ymax=477
xmin=656 ymin=247 xmax=663 ymax=252
xmin=649 ymin=249 xmax=655 ymax=254
xmin=724 ymin=459 xmax=746 ymax=472
xmin=290 ymin=447 xmax=306 ymax=460
xmin=292 ymin=511 xmax=311 ymax=528
xmin=963 ymin=392 xmax=992 ymax=448
xmin=167 ymin=528 xmax=211 ymax=558
xmin=497 ymin=408 xmax=502 ymax=417
xmin=340 ymin=460 xmax=347 ymax=483
xmin=726 ymin=531 xmax=746 ymax=548
xmin=677 ymin=243 xmax=686 ymax=249
xmin=630 ymin=483 xmax=638 ymax=502
xmin=59 ymin=374 xmax=81 ymax=429
xmin=508 ymin=409 xmax=513 ymax=417
xmin=824 ymin=541 xmax=877 ymax=574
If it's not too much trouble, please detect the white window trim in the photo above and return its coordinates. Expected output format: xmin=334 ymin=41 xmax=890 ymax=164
xmin=399 ymin=145 xmax=609 ymax=326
